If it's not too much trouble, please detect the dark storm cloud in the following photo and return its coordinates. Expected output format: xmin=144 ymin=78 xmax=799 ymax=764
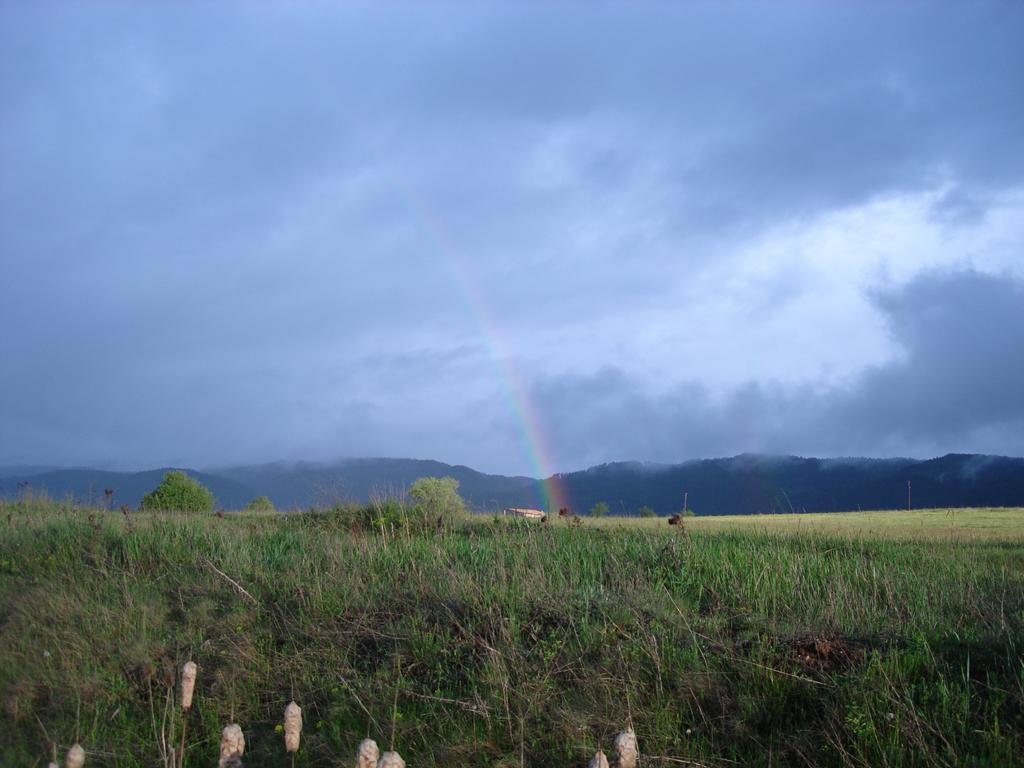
xmin=407 ymin=3 xmax=1024 ymax=229
xmin=839 ymin=270 xmax=1024 ymax=445
xmin=1 ymin=2 xmax=1023 ymax=473
xmin=532 ymin=270 xmax=1024 ymax=467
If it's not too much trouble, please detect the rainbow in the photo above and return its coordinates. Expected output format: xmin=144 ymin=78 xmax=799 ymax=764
xmin=386 ymin=171 xmax=569 ymax=513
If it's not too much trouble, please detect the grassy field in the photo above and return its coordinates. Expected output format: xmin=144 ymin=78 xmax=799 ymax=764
xmin=1 ymin=502 xmax=1022 ymax=767
xmin=563 ymin=507 xmax=1024 ymax=541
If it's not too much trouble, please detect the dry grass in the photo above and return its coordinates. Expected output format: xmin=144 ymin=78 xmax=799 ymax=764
xmin=544 ymin=506 xmax=1024 ymax=540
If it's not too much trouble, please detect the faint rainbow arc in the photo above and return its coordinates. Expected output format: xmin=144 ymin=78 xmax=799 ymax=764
xmin=384 ymin=172 xmax=568 ymax=513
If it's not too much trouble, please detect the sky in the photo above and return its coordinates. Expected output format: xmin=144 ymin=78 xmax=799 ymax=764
xmin=2 ymin=1 xmax=1023 ymax=476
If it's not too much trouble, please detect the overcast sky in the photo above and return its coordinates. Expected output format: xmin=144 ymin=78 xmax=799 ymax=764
xmin=2 ymin=2 xmax=1023 ymax=476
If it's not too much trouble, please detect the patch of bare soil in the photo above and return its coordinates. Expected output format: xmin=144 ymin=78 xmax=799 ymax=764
xmin=787 ymin=634 xmax=865 ymax=673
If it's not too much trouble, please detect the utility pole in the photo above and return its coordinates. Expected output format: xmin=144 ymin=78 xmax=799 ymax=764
xmin=907 ymin=480 xmax=911 ymax=512
xmin=683 ymin=491 xmax=688 ymax=516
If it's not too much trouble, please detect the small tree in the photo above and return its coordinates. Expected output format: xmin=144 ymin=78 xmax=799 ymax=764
xmin=140 ymin=471 xmax=214 ymax=512
xmin=589 ymin=501 xmax=609 ymax=518
xmin=245 ymin=495 xmax=274 ymax=512
xmin=408 ymin=476 xmax=466 ymax=522
xmin=637 ymin=505 xmax=655 ymax=518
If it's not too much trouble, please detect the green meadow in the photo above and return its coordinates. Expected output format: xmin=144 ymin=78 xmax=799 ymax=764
xmin=1 ymin=502 xmax=1022 ymax=766
xmin=573 ymin=507 xmax=1024 ymax=541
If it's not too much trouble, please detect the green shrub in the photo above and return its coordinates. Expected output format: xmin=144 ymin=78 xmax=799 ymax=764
xmin=139 ymin=470 xmax=214 ymax=512
xmin=588 ymin=501 xmax=609 ymax=517
xmin=328 ymin=499 xmax=400 ymax=530
xmin=327 ymin=495 xmax=456 ymax=534
xmin=408 ymin=476 xmax=466 ymax=523
xmin=245 ymin=495 xmax=275 ymax=512
xmin=329 ymin=477 xmax=466 ymax=533
xmin=638 ymin=505 xmax=656 ymax=518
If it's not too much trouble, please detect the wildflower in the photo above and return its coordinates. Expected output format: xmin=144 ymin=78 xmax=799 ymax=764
xmin=65 ymin=744 xmax=85 ymax=768
xmin=219 ymin=724 xmax=245 ymax=767
xmin=180 ymin=661 xmax=197 ymax=710
xmin=356 ymin=738 xmax=380 ymax=768
xmin=284 ymin=701 xmax=302 ymax=753
xmin=614 ymin=727 xmax=638 ymax=768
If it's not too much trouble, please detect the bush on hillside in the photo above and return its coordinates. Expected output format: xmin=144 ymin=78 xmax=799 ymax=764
xmin=139 ymin=471 xmax=214 ymax=512
xmin=245 ymin=495 xmax=275 ymax=512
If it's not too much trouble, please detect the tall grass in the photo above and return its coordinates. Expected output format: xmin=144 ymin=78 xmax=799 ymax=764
xmin=0 ymin=501 xmax=1022 ymax=766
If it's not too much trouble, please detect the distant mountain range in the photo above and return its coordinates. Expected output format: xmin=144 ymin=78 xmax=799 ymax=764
xmin=2 ymin=453 xmax=1023 ymax=516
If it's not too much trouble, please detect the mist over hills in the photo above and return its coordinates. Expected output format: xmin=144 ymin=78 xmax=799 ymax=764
xmin=2 ymin=453 xmax=1024 ymax=516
